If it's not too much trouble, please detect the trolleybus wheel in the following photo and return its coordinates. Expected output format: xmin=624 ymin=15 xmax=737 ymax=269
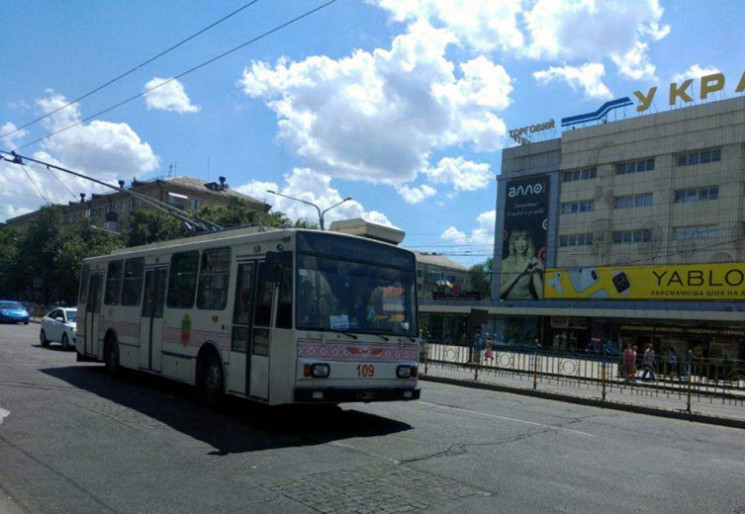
xmin=199 ymin=352 xmax=224 ymax=407
xmin=104 ymin=338 xmax=120 ymax=377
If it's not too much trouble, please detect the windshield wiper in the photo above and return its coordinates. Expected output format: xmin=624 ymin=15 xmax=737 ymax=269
xmin=342 ymin=332 xmax=358 ymax=340
xmin=368 ymin=330 xmax=390 ymax=341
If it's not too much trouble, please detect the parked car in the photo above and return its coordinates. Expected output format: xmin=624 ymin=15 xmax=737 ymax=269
xmin=40 ymin=308 xmax=77 ymax=350
xmin=0 ymin=300 xmax=30 ymax=324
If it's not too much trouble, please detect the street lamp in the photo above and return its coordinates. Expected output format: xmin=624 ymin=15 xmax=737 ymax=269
xmin=266 ymin=190 xmax=352 ymax=230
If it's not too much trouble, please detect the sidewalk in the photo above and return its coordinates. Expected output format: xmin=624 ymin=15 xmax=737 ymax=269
xmin=420 ymin=362 xmax=745 ymax=430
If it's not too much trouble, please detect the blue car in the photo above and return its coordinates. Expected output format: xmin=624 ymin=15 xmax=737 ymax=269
xmin=0 ymin=301 xmax=30 ymax=324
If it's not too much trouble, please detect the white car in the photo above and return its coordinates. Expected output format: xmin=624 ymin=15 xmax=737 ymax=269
xmin=40 ymin=308 xmax=77 ymax=350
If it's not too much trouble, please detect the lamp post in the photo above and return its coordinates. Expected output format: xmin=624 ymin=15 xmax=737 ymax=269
xmin=266 ymin=190 xmax=351 ymax=230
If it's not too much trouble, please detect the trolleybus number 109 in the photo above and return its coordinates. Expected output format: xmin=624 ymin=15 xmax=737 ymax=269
xmin=356 ymin=364 xmax=375 ymax=377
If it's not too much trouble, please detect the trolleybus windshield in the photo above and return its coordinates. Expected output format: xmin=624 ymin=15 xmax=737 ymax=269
xmin=295 ymin=232 xmax=417 ymax=337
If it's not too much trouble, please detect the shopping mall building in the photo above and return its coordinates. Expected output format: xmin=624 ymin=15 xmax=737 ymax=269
xmin=421 ymin=90 xmax=745 ymax=361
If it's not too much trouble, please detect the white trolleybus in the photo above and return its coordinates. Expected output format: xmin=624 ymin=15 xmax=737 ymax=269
xmin=76 ymin=222 xmax=421 ymax=406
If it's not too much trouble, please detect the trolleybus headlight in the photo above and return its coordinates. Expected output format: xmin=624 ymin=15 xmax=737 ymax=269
xmin=396 ymin=365 xmax=418 ymax=378
xmin=304 ymin=363 xmax=330 ymax=378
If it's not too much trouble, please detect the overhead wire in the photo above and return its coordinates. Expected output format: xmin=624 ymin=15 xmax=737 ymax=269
xmin=14 ymin=0 xmax=341 ymax=151
xmin=0 ymin=0 xmax=262 ymax=141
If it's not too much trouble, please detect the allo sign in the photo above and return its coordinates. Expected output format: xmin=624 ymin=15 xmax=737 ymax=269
xmin=634 ymin=72 xmax=745 ymax=112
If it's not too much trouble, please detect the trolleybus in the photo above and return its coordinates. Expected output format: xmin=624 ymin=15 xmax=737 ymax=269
xmin=76 ymin=226 xmax=421 ymax=405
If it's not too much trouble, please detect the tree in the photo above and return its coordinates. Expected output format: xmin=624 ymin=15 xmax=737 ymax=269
xmin=125 ymin=209 xmax=188 ymax=247
xmin=0 ymin=226 xmax=21 ymax=299
xmin=196 ymin=197 xmax=299 ymax=229
xmin=10 ymin=206 xmax=123 ymax=305
xmin=467 ymin=257 xmax=493 ymax=300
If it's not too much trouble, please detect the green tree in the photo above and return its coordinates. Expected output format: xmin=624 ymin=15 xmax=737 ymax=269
xmin=197 ymin=197 xmax=300 ymax=229
xmin=125 ymin=209 xmax=188 ymax=247
xmin=0 ymin=226 xmax=21 ymax=298
xmin=56 ymin=221 xmax=122 ymax=303
xmin=467 ymin=257 xmax=493 ymax=300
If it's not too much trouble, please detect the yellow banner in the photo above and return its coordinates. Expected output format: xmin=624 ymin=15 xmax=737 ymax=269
xmin=544 ymin=263 xmax=745 ymax=300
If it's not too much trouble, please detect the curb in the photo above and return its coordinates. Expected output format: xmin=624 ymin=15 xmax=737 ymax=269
xmin=421 ymin=374 xmax=745 ymax=430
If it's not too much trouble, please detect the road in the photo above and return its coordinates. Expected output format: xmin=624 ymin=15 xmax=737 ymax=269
xmin=1 ymin=322 xmax=745 ymax=513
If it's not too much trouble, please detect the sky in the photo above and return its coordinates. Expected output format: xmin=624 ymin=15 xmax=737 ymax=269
xmin=2 ymin=0 xmax=744 ymax=267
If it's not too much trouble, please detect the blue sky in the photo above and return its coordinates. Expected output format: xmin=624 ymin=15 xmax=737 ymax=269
xmin=2 ymin=0 xmax=744 ymax=266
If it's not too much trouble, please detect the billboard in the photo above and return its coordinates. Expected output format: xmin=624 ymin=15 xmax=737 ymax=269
xmin=544 ymin=263 xmax=745 ymax=301
xmin=500 ymin=175 xmax=549 ymax=300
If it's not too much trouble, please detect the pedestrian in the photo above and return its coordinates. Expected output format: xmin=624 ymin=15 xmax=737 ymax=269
xmin=666 ymin=351 xmax=678 ymax=381
xmin=641 ymin=344 xmax=656 ymax=381
xmin=622 ymin=345 xmax=636 ymax=383
xmin=484 ymin=337 xmax=494 ymax=362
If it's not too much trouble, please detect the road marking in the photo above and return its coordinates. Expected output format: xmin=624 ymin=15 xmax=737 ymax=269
xmin=0 ymin=407 xmax=9 ymax=425
xmin=419 ymin=401 xmax=595 ymax=437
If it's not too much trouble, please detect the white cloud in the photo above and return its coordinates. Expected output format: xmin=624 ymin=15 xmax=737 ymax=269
xmin=533 ymin=63 xmax=613 ymax=100
xmin=396 ymin=184 xmax=437 ymax=204
xmin=441 ymin=226 xmax=467 ymax=245
xmin=441 ymin=209 xmax=495 ymax=248
xmin=423 ymin=157 xmax=491 ymax=192
xmin=237 ymin=168 xmax=393 ymax=228
xmin=671 ymin=64 xmax=721 ymax=84
xmin=144 ymin=77 xmax=200 ymax=113
xmin=374 ymin=0 xmax=669 ymax=82
xmin=524 ymin=0 xmax=668 ymax=79
xmin=0 ymin=92 xmax=161 ymax=222
xmin=372 ymin=0 xmax=525 ymax=53
xmin=0 ymin=122 xmax=28 ymax=149
xmin=37 ymin=92 xmax=160 ymax=177
xmin=238 ymin=20 xmax=511 ymax=185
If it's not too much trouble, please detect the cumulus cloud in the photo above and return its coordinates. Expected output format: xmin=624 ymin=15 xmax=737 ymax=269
xmin=0 ymin=122 xmax=28 ymax=149
xmin=441 ymin=209 xmax=495 ymax=249
xmin=144 ymin=77 xmax=200 ymax=113
xmin=423 ymin=157 xmax=492 ymax=192
xmin=236 ymin=168 xmax=394 ymax=228
xmin=238 ymin=20 xmax=511 ymax=186
xmin=373 ymin=0 xmax=668 ymax=83
xmin=396 ymin=184 xmax=437 ymax=204
xmin=372 ymin=0 xmax=525 ymax=53
xmin=0 ymin=91 xmax=160 ymax=222
xmin=533 ymin=63 xmax=613 ymax=100
xmin=37 ymin=92 xmax=160 ymax=176
xmin=523 ymin=0 xmax=668 ymax=79
xmin=671 ymin=64 xmax=721 ymax=84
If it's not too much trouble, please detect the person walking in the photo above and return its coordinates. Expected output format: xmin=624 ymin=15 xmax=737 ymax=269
xmin=641 ymin=344 xmax=656 ymax=381
xmin=622 ymin=345 xmax=636 ymax=383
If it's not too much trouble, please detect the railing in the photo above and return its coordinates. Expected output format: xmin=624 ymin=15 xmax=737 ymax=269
xmin=421 ymin=343 xmax=745 ymax=414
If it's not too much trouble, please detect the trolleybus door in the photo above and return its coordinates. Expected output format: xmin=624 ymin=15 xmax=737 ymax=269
xmin=248 ymin=261 xmax=273 ymax=401
xmin=228 ymin=262 xmax=255 ymax=396
xmin=139 ymin=267 xmax=167 ymax=372
xmin=84 ymin=272 xmax=103 ymax=357
xmin=227 ymin=260 xmax=272 ymax=400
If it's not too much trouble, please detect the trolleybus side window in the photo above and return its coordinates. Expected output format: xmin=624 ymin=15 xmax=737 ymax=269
xmin=167 ymin=251 xmax=199 ymax=308
xmin=197 ymin=248 xmax=231 ymax=310
xmin=104 ymin=260 xmax=124 ymax=305
xmin=231 ymin=263 xmax=254 ymax=353
xmin=121 ymin=258 xmax=145 ymax=306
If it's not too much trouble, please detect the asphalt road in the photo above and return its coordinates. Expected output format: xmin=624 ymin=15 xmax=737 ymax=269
xmin=1 ymin=322 xmax=745 ymax=514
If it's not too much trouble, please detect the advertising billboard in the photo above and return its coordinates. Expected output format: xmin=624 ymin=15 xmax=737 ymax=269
xmin=500 ymin=175 xmax=549 ymax=300
xmin=544 ymin=263 xmax=745 ymax=301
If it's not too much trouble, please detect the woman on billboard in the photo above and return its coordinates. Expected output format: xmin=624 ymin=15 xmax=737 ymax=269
xmin=500 ymin=229 xmax=544 ymax=299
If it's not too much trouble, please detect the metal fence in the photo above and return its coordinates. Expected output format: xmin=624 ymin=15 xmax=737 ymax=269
xmin=421 ymin=343 xmax=745 ymax=413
